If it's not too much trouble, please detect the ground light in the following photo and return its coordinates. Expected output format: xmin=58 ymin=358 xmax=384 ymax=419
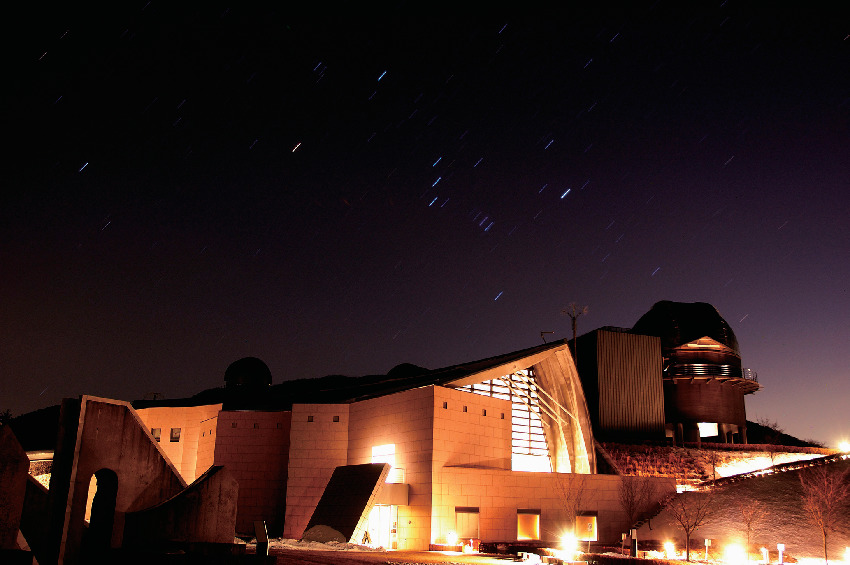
xmin=557 ymin=532 xmax=579 ymax=562
xmin=761 ymin=547 xmax=769 ymax=563
xmin=724 ymin=543 xmax=747 ymax=565
xmin=664 ymin=541 xmax=676 ymax=559
xmin=838 ymin=441 xmax=850 ymax=453
xmin=777 ymin=543 xmax=785 ymax=564
xmin=445 ymin=531 xmax=458 ymax=547
xmin=845 ymin=547 xmax=850 ymax=564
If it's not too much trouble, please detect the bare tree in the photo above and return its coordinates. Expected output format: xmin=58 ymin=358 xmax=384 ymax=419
xmin=561 ymin=303 xmax=588 ymax=366
xmin=738 ymin=500 xmax=766 ymax=563
xmin=666 ymin=491 xmax=714 ymax=561
xmin=799 ymin=464 xmax=850 ymax=565
xmin=0 ymin=408 xmax=11 ymax=427
xmin=556 ymin=473 xmax=587 ymax=535
xmin=758 ymin=418 xmax=784 ymax=468
xmin=618 ymin=476 xmax=658 ymax=529
xmin=706 ymin=449 xmax=720 ymax=482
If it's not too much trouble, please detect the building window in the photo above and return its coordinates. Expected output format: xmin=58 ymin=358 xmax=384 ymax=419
xmin=517 ymin=509 xmax=541 ymax=540
xmin=307 ymin=415 xmax=314 ymax=422
xmin=333 ymin=415 xmax=340 ymax=422
xmin=372 ymin=444 xmax=398 ymax=483
xmin=455 ymin=507 xmax=480 ymax=540
xmin=231 ymin=422 xmax=237 ymax=428
xmin=253 ymin=423 xmax=259 ymax=429
xmin=170 ymin=428 xmax=181 ymax=443
xmin=276 ymin=422 xmax=282 ymax=429
xmin=501 ymin=413 xmax=505 ymax=419
xmin=443 ymin=402 xmax=448 ymax=409
xmin=463 ymin=406 xmax=467 ymax=413
xmin=482 ymin=409 xmax=487 ymax=416
xmin=151 ymin=428 xmax=161 ymax=442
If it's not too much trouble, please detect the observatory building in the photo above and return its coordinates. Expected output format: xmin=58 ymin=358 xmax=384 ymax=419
xmin=576 ymin=301 xmax=760 ymax=445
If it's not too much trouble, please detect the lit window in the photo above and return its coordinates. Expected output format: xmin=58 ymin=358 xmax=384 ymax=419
xmin=170 ymin=428 xmax=181 ymax=443
xmin=151 ymin=428 xmax=161 ymax=442
xmin=517 ymin=510 xmax=540 ymax=540
xmin=372 ymin=444 xmax=399 ymax=483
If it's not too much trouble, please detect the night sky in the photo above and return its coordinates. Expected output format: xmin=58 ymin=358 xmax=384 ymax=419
xmin=3 ymin=4 xmax=849 ymax=446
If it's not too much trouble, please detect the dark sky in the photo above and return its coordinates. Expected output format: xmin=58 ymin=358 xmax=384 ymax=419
xmin=3 ymin=4 xmax=849 ymax=445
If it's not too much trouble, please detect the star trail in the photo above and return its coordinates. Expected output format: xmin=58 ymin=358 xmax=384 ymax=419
xmin=2 ymin=4 xmax=849 ymax=445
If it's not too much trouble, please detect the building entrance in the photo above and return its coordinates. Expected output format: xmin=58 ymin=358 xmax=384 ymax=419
xmin=366 ymin=504 xmax=397 ymax=549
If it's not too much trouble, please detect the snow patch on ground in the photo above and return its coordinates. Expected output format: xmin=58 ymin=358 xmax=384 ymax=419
xmin=267 ymin=538 xmax=384 ymax=552
xmin=714 ymin=452 xmax=821 ymax=477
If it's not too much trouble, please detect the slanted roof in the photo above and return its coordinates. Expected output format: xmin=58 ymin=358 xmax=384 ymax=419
xmin=132 ymin=339 xmax=573 ymax=411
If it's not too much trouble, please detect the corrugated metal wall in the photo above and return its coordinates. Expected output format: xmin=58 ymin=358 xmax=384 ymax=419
xmin=596 ymin=331 xmax=666 ymax=439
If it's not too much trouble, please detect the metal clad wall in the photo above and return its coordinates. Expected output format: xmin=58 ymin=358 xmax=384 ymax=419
xmin=597 ymin=331 xmax=665 ymax=439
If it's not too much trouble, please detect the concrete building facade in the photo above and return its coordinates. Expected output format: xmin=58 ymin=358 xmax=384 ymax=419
xmin=132 ymin=341 xmax=674 ymax=550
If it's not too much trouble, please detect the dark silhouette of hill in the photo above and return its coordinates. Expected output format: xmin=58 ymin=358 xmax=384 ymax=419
xmin=7 ymin=404 xmax=61 ymax=451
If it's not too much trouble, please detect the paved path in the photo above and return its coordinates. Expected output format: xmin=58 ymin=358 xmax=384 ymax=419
xmin=270 ymin=549 xmax=520 ymax=565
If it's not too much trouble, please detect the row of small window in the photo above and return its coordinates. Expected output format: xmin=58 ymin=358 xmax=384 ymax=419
xmin=151 ymin=428 xmax=180 ymax=442
xmin=229 ymin=422 xmax=285 ymax=429
xmin=306 ymin=415 xmax=340 ymax=422
xmin=441 ymin=402 xmax=505 ymax=419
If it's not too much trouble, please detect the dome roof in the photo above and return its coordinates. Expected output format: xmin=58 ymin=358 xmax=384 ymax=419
xmin=224 ymin=357 xmax=272 ymax=388
xmin=631 ymin=300 xmax=740 ymax=355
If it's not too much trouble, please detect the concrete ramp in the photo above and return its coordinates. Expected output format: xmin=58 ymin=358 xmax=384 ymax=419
xmin=303 ymin=463 xmax=389 ymax=545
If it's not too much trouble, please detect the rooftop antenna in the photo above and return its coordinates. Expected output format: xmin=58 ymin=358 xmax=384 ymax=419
xmin=540 ymin=331 xmax=554 ymax=343
xmin=561 ymin=302 xmax=589 ymax=365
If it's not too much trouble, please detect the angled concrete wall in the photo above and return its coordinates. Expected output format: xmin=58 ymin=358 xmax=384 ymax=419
xmin=49 ymin=396 xmax=186 ymax=565
xmin=0 ymin=426 xmax=29 ymax=549
xmin=20 ymin=475 xmax=50 ymax=564
xmin=123 ymin=465 xmax=238 ymax=548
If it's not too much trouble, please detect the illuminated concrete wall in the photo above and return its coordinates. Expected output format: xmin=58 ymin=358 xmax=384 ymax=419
xmin=433 ymin=467 xmax=674 ymax=544
xmin=196 ymin=413 xmax=218 ymax=478
xmin=430 ymin=386 xmax=513 ymax=545
xmin=347 ymin=387 xmax=437 ymax=550
xmin=213 ymin=410 xmax=291 ymax=535
xmin=283 ymin=404 xmax=349 ymax=540
xmin=135 ymin=403 xmax=222 ymax=483
xmin=279 ymin=384 xmax=667 ymax=548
